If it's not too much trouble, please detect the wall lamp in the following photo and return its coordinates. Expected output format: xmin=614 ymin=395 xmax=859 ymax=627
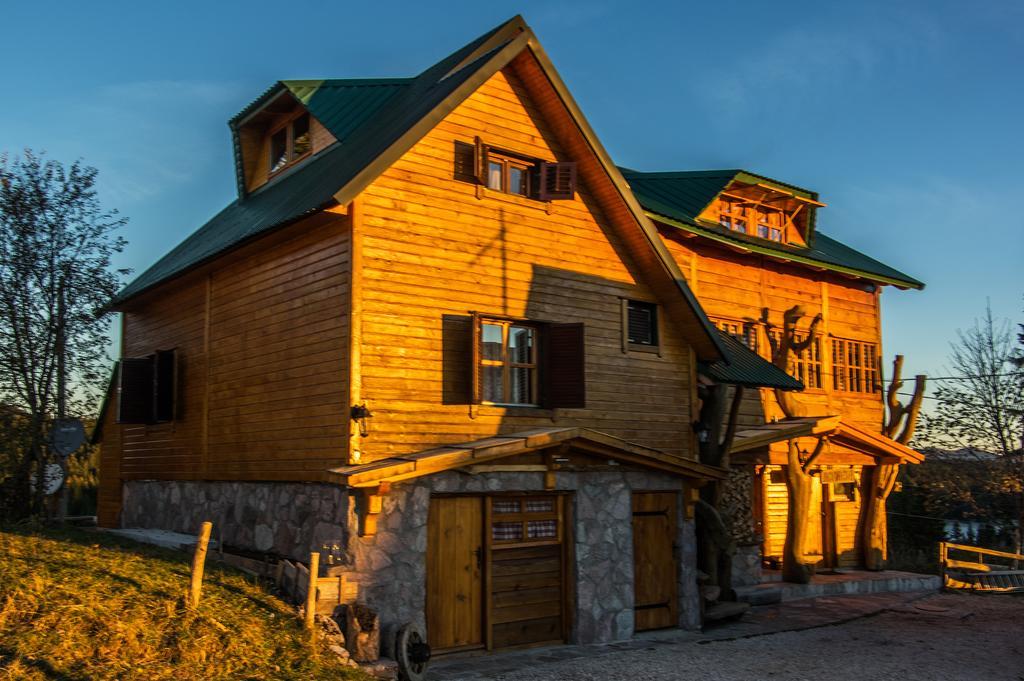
xmin=351 ymin=404 xmax=373 ymax=437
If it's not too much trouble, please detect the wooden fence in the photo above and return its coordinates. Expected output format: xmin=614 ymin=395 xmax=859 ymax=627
xmin=939 ymin=542 xmax=1024 ymax=593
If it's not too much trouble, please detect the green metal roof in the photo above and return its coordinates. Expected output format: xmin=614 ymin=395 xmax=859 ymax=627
xmin=620 ymin=168 xmax=924 ymax=290
xmin=700 ymin=330 xmax=804 ymax=391
xmin=113 ymin=20 xmax=518 ymax=306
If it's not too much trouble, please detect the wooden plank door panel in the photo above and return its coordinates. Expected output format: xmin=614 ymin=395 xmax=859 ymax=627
xmin=427 ymin=496 xmax=483 ymax=651
xmin=805 ymin=477 xmax=825 ymax=565
xmin=632 ymin=491 xmax=679 ymax=631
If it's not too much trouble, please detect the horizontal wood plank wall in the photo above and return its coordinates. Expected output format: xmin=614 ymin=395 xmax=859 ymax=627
xmin=661 ymin=232 xmax=885 ymax=433
xmin=114 ymin=214 xmax=351 ymax=483
xmin=356 ymin=66 xmax=693 ymax=461
xmin=833 ymin=468 xmax=864 ymax=568
xmin=762 ymin=464 xmax=863 ymax=566
xmin=97 ymin=390 xmax=123 ymax=527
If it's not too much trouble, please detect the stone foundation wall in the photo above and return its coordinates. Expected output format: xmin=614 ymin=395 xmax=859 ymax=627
xmin=731 ymin=543 xmax=763 ymax=587
xmin=345 ymin=469 xmax=700 ymax=649
xmin=121 ymin=470 xmax=702 ymax=648
xmin=121 ymin=480 xmax=349 ymax=562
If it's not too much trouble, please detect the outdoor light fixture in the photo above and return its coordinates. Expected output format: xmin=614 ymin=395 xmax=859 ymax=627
xmin=351 ymin=404 xmax=373 ymax=437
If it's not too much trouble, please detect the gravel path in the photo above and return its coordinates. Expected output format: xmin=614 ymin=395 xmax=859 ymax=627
xmin=438 ymin=593 xmax=1023 ymax=681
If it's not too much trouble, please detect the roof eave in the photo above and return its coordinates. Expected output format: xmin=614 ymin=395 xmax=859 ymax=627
xmin=652 ymin=211 xmax=925 ymax=291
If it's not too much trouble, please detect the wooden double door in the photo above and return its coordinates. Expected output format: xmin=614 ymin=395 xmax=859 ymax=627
xmin=631 ymin=491 xmax=679 ymax=631
xmin=426 ymin=494 xmax=568 ymax=653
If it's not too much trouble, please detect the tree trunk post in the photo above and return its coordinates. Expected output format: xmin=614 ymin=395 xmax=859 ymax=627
xmin=188 ymin=521 xmax=213 ymax=608
xmin=861 ymin=463 xmax=899 ymax=570
xmin=781 ymin=440 xmax=817 ymax=583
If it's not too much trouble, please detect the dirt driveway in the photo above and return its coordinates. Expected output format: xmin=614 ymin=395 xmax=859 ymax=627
xmin=433 ymin=593 xmax=1023 ymax=681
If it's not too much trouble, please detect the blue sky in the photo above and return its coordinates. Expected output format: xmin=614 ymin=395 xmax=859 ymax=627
xmin=1 ymin=0 xmax=1021 ymax=393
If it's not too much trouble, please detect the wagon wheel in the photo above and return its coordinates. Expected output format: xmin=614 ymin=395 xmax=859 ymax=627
xmin=395 ymin=622 xmax=431 ymax=681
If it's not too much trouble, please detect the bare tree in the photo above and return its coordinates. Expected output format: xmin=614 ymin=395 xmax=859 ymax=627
xmin=0 ymin=150 xmax=127 ymax=517
xmin=919 ymin=304 xmax=1024 ymax=552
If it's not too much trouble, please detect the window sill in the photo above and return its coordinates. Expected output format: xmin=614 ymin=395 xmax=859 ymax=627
xmin=627 ymin=343 xmax=661 ymax=355
xmin=478 ymin=404 xmax=556 ymax=418
xmin=476 ymin=185 xmax=552 ymax=211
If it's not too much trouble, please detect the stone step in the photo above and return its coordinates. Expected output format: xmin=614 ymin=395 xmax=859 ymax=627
xmin=734 ymin=585 xmax=783 ymax=606
xmin=704 ymin=601 xmax=750 ymax=625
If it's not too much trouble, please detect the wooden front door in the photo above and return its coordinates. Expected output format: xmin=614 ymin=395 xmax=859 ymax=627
xmin=427 ymin=496 xmax=484 ymax=651
xmin=804 ymin=477 xmax=826 ymax=566
xmin=631 ymin=491 xmax=679 ymax=631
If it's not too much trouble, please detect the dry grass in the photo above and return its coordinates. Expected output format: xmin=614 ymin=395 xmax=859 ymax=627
xmin=0 ymin=524 xmax=368 ymax=680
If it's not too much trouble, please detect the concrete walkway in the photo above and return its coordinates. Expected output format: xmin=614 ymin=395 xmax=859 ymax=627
xmin=428 ymin=591 xmax=933 ymax=680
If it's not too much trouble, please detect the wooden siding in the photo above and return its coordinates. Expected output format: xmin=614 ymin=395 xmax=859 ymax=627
xmin=355 ymin=65 xmax=695 ymax=461
xmin=662 ymin=232 xmax=885 ymax=434
xmin=99 ymin=214 xmax=351 ymax=515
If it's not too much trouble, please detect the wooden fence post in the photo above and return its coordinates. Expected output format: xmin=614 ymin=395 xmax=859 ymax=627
xmin=305 ymin=551 xmax=320 ymax=631
xmin=188 ymin=521 xmax=213 ymax=608
xmin=938 ymin=541 xmax=947 ymax=590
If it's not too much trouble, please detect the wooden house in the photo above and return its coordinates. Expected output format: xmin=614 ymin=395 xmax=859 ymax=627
xmin=622 ymin=169 xmax=924 ymax=581
xmin=94 ymin=16 xmax=922 ymax=655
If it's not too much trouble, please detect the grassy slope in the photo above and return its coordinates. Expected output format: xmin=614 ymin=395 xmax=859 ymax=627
xmin=0 ymin=525 xmax=368 ymax=680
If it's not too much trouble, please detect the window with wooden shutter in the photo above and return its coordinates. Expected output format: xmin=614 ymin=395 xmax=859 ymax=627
xmin=453 ymin=141 xmax=476 ymax=183
xmin=116 ymin=350 xmax=179 ymax=424
xmin=117 ymin=357 xmax=154 ymax=424
xmin=154 ymin=349 xmax=177 ymax=422
xmin=544 ymin=323 xmax=586 ymax=409
xmin=473 ymin=136 xmax=489 ymax=185
xmin=460 ymin=138 xmax=574 ymax=202
xmin=625 ymin=300 xmax=659 ymax=349
xmin=538 ymin=162 xmax=577 ymax=201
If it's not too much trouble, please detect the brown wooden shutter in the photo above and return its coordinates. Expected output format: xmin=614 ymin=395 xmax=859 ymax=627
xmin=544 ymin=323 xmax=586 ymax=409
xmin=153 ymin=349 xmax=177 ymax=422
xmin=473 ymin=136 xmax=488 ymax=185
xmin=117 ymin=357 xmax=154 ymax=424
xmin=538 ymin=162 xmax=577 ymax=201
xmin=471 ymin=312 xmax=482 ymax=404
xmin=453 ymin=141 xmax=476 ymax=183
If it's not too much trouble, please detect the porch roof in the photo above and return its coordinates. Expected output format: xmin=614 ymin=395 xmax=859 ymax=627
xmin=729 ymin=415 xmax=924 ymax=464
xmin=329 ymin=427 xmax=726 ymax=488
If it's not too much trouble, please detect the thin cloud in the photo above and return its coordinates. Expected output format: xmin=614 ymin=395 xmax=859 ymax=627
xmin=694 ymin=12 xmax=943 ymax=124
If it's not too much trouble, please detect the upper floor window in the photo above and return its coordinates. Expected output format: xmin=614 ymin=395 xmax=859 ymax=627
xmin=453 ymin=138 xmax=577 ymax=201
xmin=487 ymin=151 xmax=532 ymax=197
xmin=712 ymin=317 xmax=758 ymax=351
xmin=768 ymin=329 xmax=823 ymax=389
xmin=625 ymin=300 xmax=659 ymax=349
xmin=832 ymin=338 xmax=879 ymax=393
xmin=719 ymin=199 xmax=747 ymax=233
xmin=269 ymin=112 xmax=311 ymax=175
xmin=718 ymin=200 xmax=786 ymax=243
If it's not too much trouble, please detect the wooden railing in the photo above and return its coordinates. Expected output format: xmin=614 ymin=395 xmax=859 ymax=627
xmin=939 ymin=542 xmax=1024 ymax=593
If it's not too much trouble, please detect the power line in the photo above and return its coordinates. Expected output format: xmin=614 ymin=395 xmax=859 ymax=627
xmin=881 ymin=372 xmax=1021 ymax=383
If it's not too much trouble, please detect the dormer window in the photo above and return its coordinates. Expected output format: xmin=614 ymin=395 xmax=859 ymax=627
xmin=701 ymin=178 xmax=824 ymax=247
xmin=719 ymin=200 xmax=747 ymax=233
xmin=269 ymin=112 xmax=311 ymax=175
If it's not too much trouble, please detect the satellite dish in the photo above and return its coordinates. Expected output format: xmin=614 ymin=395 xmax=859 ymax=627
xmin=29 ymin=463 xmax=65 ymax=496
xmin=50 ymin=418 xmax=86 ymax=458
